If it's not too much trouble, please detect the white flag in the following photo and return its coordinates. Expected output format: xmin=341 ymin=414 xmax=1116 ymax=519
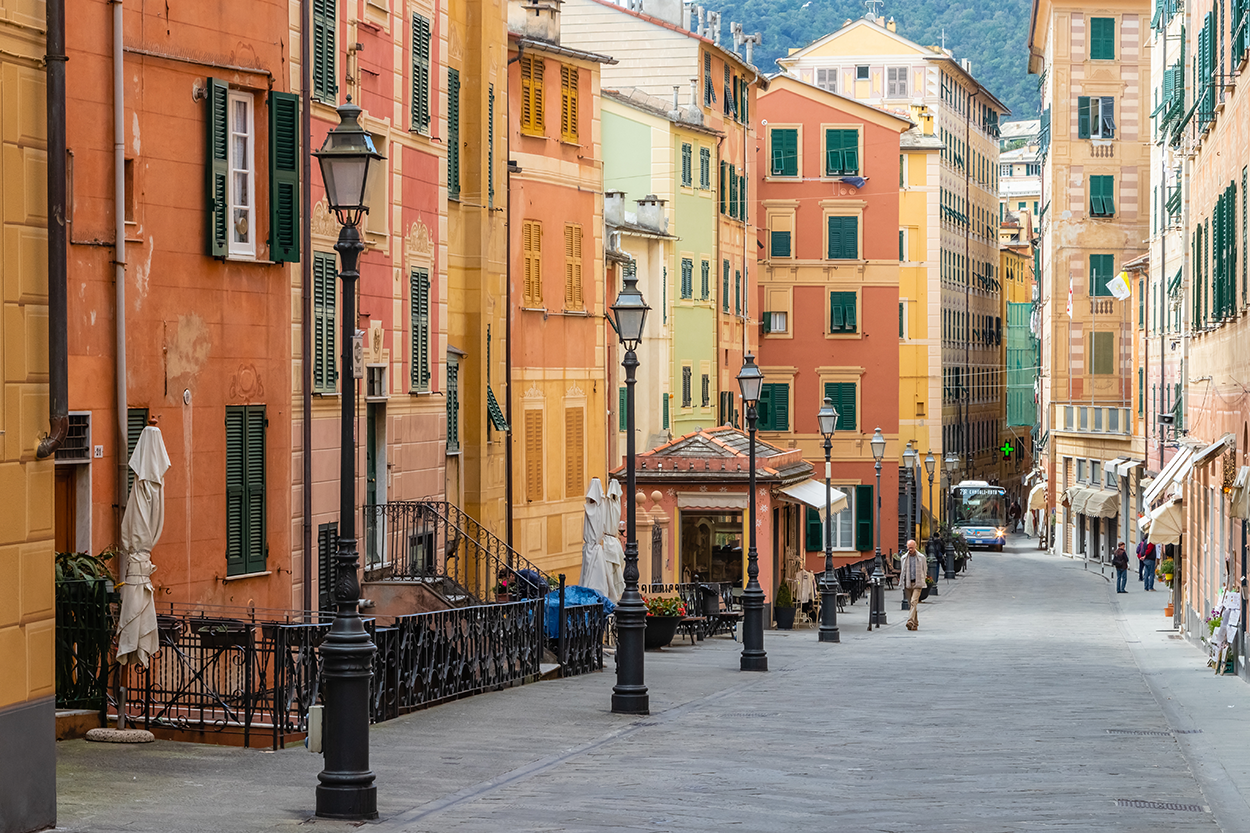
xmin=1107 ymin=271 xmax=1132 ymax=300
xmin=1066 ymin=274 xmax=1073 ymax=319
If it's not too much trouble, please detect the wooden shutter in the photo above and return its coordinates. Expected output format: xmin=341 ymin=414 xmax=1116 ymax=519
xmin=825 ymin=129 xmax=858 ymax=175
xmin=1077 ymin=96 xmax=1091 ymax=139
xmin=719 ymin=160 xmax=727 ymax=213
xmin=771 ymin=231 xmax=791 ymax=258
xmin=226 ymin=406 xmax=266 ymax=576
xmin=312 ymin=0 xmax=336 ymax=101
xmin=740 ymin=173 xmax=747 ymax=222
xmin=318 ymin=521 xmax=338 ymax=612
xmin=523 ymin=220 xmax=542 ymax=305
xmin=1091 ymin=17 xmax=1115 ymax=59
xmin=681 ymin=143 xmax=692 ymax=186
xmin=771 ymin=129 xmax=797 ymax=176
xmin=412 ymin=14 xmax=431 ymax=132
xmin=205 ymin=77 xmax=229 ymax=257
xmin=854 ymin=484 xmax=873 ymax=551
xmin=701 ymin=260 xmax=710 ymax=298
xmin=734 ymin=270 xmax=741 ymax=314
xmin=448 ymin=68 xmax=460 ymax=198
xmin=771 ymin=383 xmax=789 ymax=430
xmin=826 ymin=216 xmax=858 ymax=259
xmin=268 ymin=92 xmax=301 ymax=263
xmin=722 ymin=260 xmax=730 ymax=311
xmin=682 ymin=366 xmax=692 ymax=407
xmin=564 ymin=408 xmax=584 ymax=498
xmin=805 ymin=507 xmax=824 ymax=551
xmin=757 ymin=384 xmax=773 ymax=430
xmin=126 ymin=408 xmax=148 ymax=495
xmin=521 ymin=55 xmax=544 ymax=135
xmin=704 ymin=51 xmax=714 ymax=104
xmin=825 ymin=382 xmax=857 ymax=431
xmin=729 ymin=165 xmax=738 ymax=219
xmin=525 ymin=410 xmax=543 ymax=502
xmin=700 ymin=147 xmax=710 ymax=189
xmin=313 ymin=252 xmax=337 ymax=392
xmin=410 ymin=269 xmax=430 ymax=390
xmin=560 ymin=65 xmax=579 ymax=143
xmin=564 ymin=224 xmax=583 ymax=309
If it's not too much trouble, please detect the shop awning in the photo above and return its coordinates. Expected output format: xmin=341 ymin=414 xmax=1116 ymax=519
xmin=780 ymin=479 xmax=848 ymax=516
xmin=1188 ymin=433 xmax=1235 ymax=473
xmin=1068 ymin=487 xmax=1094 ymax=514
xmin=1143 ymin=447 xmax=1195 ymax=504
xmin=1028 ymin=482 xmax=1047 ymax=510
xmin=1082 ymin=488 xmax=1121 ymax=519
xmin=1103 ymin=457 xmax=1129 ymax=478
xmin=1118 ymin=459 xmax=1144 ymax=477
xmin=1230 ymin=466 xmax=1250 ymax=520
xmin=1147 ymin=498 xmax=1184 ymax=546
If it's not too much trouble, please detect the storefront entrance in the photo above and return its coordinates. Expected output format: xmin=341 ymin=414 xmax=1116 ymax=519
xmin=679 ymin=512 xmax=744 ymax=585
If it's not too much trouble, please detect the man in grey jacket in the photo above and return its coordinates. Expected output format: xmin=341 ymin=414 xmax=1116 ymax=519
xmin=900 ymin=539 xmax=927 ymax=631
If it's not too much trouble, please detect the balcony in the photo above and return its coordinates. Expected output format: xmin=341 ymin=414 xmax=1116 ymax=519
xmin=1089 ymin=298 xmax=1120 ymax=316
xmin=1057 ymin=402 xmax=1131 ymax=436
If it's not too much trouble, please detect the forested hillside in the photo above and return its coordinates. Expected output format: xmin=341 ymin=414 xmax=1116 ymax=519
xmin=702 ymin=0 xmax=1038 ymax=120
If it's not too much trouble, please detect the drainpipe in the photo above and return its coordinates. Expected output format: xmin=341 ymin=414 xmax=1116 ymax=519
xmin=301 ymin=0 xmax=313 ymax=615
xmin=506 ymin=44 xmax=524 ymax=547
xmin=37 ymin=0 xmax=68 ymax=460
xmin=113 ymin=0 xmax=129 ymax=540
xmin=964 ymin=91 xmax=977 ymax=478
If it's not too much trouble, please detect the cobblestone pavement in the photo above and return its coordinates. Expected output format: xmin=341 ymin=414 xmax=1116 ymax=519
xmin=56 ymin=537 xmax=1250 ymax=832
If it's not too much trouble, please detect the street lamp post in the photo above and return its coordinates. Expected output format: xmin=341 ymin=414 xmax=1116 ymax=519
xmin=944 ymin=453 xmax=959 ymax=579
xmin=313 ymin=97 xmax=384 ymax=821
xmin=903 ymin=443 xmax=917 ymax=544
xmin=869 ymin=427 xmax=887 ymax=628
xmin=817 ymin=397 xmax=840 ymax=644
xmin=738 ymin=354 xmax=768 ymax=671
xmin=925 ymin=450 xmax=936 ymax=549
xmin=611 ymin=270 xmax=651 ymax=714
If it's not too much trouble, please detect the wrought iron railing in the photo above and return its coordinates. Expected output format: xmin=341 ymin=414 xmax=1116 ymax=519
xmin=56 ymin=578 xmax=115 ymax=711
xmin=554 ymin=600 xmax=607 ymax=677
xmin=363 ymin=500 xmax=551 ymax=604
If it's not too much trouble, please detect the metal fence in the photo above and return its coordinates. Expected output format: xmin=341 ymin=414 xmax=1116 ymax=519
xmin=555 ymin=603 xmax=606 ymax=677
xmin=55 ymin=579 xmax=114 ymax=711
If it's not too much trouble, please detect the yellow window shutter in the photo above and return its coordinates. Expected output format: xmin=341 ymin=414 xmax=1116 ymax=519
xmin=571 ymin=224 xmax=582 ymax=308
xmin=531 ymin=57 xmax=545 ymax=133
xmin=520 ymin=58 xmax=533 ymax=132
xmin=564 ymin=407 xmax=584 ymax=497
xmin=560 ymin=65 xmax=578 ymax=142
xmin=525 ymin=409 xmax=543 ymax=502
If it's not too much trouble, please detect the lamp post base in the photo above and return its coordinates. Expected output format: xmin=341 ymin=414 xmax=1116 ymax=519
xmin=316 ymin=785 xmax=378 ymax=821
xmin=817 ymin=628 xmax=841 ymax=643
xmin=611 ymin=690 xmax=650 ymax=715
xmin=870 ymin=583 xmax=888 ymax=626
xmin=818 ymin=585 xmax=840 ymax=643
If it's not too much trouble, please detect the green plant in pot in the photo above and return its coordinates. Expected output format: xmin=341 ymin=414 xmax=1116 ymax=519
xmin=1158 ymin=557 xmax=1175 ymax=583
xmin=773 ymin=582 xmax=796 ymax=630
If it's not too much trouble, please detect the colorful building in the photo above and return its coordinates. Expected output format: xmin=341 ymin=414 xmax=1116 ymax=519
xmin=1002 ymin=241 xmax=1039 ymax=498
xmin=0 ymin=2 xmax=55 ymax=828
xmin=507 ymin=4 xmax=612 ymax=579
xmin=755 ymin=74 xmax=909 ymax=572
xmin=1029 ymin=0 xmax=1152 ymax=562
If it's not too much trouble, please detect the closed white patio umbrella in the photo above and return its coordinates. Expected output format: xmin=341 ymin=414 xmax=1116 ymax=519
xmin=579 ymin=478 xmax=610 ymax=597
xmin=603 ymin=479 xmax=626 ymax=602
xmin=116 ymin=424 xmax=170 ymax=668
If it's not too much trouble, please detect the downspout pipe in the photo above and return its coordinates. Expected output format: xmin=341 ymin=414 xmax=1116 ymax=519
xmin=113 ymin=0 xmax=129 ymax=537
xmin=506 ymin=43 xmax=524 ymax=547
xmin=301 ymin=0 xmax=313 ymax=615
xmin=37 ymin=0 xmax=68 ymax=459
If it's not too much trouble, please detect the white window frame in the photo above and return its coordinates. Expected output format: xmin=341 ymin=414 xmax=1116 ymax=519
xmin=886 ymin=66 xmax=908 ymax=98
xmin=855 ymin=65 xmax=870 ymax=80
xmin=822 ymin=488 xmax=857 ymax=550
xmin=816 ymin=67 xmax=837 ymax=93
xmin=227 ymin=90 xmax=256 ymax=258
xmin=769 ymin=311 xmax=788 ymax=333
xmin=1000 ymin=163 xmax=1012 ymax=177
xmin=1090 ymin=96 xmax=1116 ymax=139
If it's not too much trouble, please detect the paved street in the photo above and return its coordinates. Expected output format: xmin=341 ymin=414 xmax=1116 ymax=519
xmin=56 ymin=535 xmax=1250 ymax=832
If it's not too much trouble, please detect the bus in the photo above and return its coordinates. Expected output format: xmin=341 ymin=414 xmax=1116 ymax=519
xmin=951 ymin=481 xmax=1008 ymax=551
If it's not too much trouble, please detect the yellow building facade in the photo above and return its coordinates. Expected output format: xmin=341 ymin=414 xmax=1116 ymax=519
xmin=0 ymin=2 xmax=56 ymax=829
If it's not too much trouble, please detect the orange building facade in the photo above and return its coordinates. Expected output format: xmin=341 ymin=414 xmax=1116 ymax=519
xmin=755 ymin=76 xmax=909 ymax=572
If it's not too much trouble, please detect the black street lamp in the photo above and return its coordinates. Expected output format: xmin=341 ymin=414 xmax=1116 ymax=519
xmin=869 ymin=427 xmax=887 ymax=628
xmin=313 ymin=97 xmax=384 ymax=821
xmin=737 ymin=354 xmax=768 ymax=671
xmin=903 ymin=443 xmax=917 ymax=544
xmin=817 ymin=397 xmax=840 ymax=643
xmin=944 ymin=453 xmax=959 ymax=578
xmin=611 ymin=268 xmax=650 ymax=715
xmin=924 ymin=451 xmax=936 ymax=543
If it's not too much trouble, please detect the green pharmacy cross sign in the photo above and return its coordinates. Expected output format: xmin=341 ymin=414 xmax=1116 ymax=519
xmin=1000 ymin=441 xmax=1014 ymax=461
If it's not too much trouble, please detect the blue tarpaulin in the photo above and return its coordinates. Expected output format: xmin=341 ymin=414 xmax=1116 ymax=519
xmin=544 ymin=586 xmax=613 ymax=638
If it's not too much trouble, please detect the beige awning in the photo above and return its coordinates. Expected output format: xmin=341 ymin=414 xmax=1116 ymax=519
xmin=1189 ymin=433 xmax=1235 ymax=473
xmin=1062 ymin=486 xmax=1086 ymax=510
xmin=1143 ymin=447 xmax=1195 ymax=504
xmin=1082 ymin=488 xmax=1121 ymax=519
xmin=1147 ymin=498 xmax=1184 ymax=546
xmin=779 ymin=479 xmax=848 ymax=516
xmin=1230 ymin=466 xmax=1250 ymax=520
xmin=1103 ymin=457 xmax=1129 ymax=478
xmin=1028 ymin=482 xmax=1047 ymax=510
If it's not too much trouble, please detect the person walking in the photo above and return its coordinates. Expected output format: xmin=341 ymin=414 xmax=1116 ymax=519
xmin=900 ymin=539 xmax=927 ymax=631
xmin=1143 ymin=542 xmax=1159 ymax=591
xmin=1009 ymin=499 xmax=1022 ymax=533
xmin=1136 ymin=539 xmax=1155 ymax=583
xmin=1112 ymin=542 xmax=1129 ymax=593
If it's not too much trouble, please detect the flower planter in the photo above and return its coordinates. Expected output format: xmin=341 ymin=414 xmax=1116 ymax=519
xmin=1164 ymin=573 xmax=1174 ymax=583
xmin=919 ymin=587 xmax=931 ymax=602
xmin=644 ymin=615 xmax=682 ymax=649
xmin=496 ymin=593 xmax=512 ymax=603
xmin=774 ymin=606 xmax=797 ymax=630
xmin=1165 ymin=602 xmax=1174 ymax=617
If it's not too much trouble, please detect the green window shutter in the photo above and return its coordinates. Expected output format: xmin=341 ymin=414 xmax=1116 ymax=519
xmin=1091 ymin=17 xmax=1116 ymax=59
xmin=770 ymin=230 xmax=791 ymax=258
xmin=734 ymin=270 xmax=741 ymax=315
xmin=312 ymin=0 xmax=337 ymax=102
xmin=729 ymin=166 xmax=738 ymax=219
xmin=412 ymin=14 xmax=431 ymax=132
xmin=1090 ymin=254 xmax=1114 ymax=296
xmin=758 ymin=383 xmax=788 ymax=430
xmin=805 ymin=506 xmax=823 ymax=551
xmin=244 ymin=406 xmax=267 ymax=574
xmin=854 ymin=484 xmax=873 ymax=551
xmin=827 ymin=216 xmax=858 ymax=259
xmin=410 ymin=269 xmax=430 ymax=390
xmin=771 ymin=128 xmax=798 ymax=176
xmin=318 ymin=521 xmax=338 ymax=612
xmin=722 ymin=260 xmax=730 ymax=311
xmin=701 ymin=260 xmax=710 ymax=299
xmin=700 ymin=146 xmax=711 ymax=189
xmin=488 ymin=85 xmax=495 ymax=207
xmin=1091 ymin=175 xmax=1114 ymax=217
xmin=619 ymin=387 xmax=627 ymax=431
xmin=739 ymin=173 xmax=747 ymax=222
xmin=824 ymin=382 xmax=857 ymax=431
xmin=681 ymin=258 xmax=693 ymax=299
xmin=682 ymin=143 xmax=693 ymax=186
xmin=1077 ymin=96 xmax=1091 ymax=139
xmin=719 ymin=161 xmax=726 ymax=214
xmin=313 ymin=252 xmax=338 ymax=392
xmin=662 ymin=393 xmax=669 ymax=429
xmin=205 ymin=77 xmax=229 ymax=257
xmin=226 ymin=406 xmax=267 ymax=576
xmin=825 ymin=129 xmax=859 ymax=175
xmin=1138 ymin=367 xmax=1144 ymax=415
xmin=267 ymin=92 xmax=301 ymax=263
xmin=757 ymin=384 xmax=773 ymax=430
xmin=448 ymin=68 xmax=460 ymax=199
xmin=662 ymin=266 xmax=667 ymax=323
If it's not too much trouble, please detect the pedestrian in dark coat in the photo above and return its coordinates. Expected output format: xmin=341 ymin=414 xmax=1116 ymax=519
xmin=1112 ymin=543 xmax=1129 ymax=593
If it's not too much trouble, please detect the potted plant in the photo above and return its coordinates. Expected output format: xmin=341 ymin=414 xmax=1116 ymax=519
xmin=1158 ymin=557 xmax=1175 ymax=584
xmin=643 ymin=595 xmax=686 ymax=649
xmin=494 ymin=577 xmax=512 ymax=603
xmin=921 ymin=575 xmax=935 ymax=601
xmin=773 ymin=582 xmax=796 ymax=630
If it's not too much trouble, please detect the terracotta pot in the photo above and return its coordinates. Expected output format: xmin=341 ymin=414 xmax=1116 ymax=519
xmin=496 ymin=592 xmax=512 ymax=603
xmin=1165 ymin=603 xmax=1174 ymax=617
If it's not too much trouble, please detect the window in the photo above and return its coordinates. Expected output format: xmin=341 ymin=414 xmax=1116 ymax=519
xmin=1090 ymin=17 xmax=1116 ymax=60
xmin=1089 ymin=175 xmax=1114 ymax=217
xmin=446 ymin=354 xmax=460 ymax=452
xmin=268 ymin=92 xmax=301 ymax=263
xmin=564 ymin=408 xmax=584 ymax=498
xmin=682 ymin=366 xmax=693 ymax=407
xmin=886 ymin=66 xmax=908 ymax=98
xmin=824 ymin=382 xmax=857 ymax=431
xmin=681 ymin=142 xmax=693 ymax=187
xmin=728 ymin=166 xmax=739 ymax=218
xmin=1092 ymin=332 xmax=1115 ymax=375
xmin=771 ymin=229 xmax=792 ymax=258
xmin=1078 ymin=96 xmax=1116 ymax=139
xmin=764 ymin=311 xmax=788 ymax=333
xmin=522 ymin=220 xmax=542 ymax=305
xmin=447 ymin=69 xmax=460 ymax=199
xmin=313 ymin=0 xmax=336 ymax=102
xmin=722 ymin=260 xmax=730 ymax=312
xmin=718 ymin=391 xmax=739 ymax=428
xmin=854 ymin=484 xmax=873 ymax=550
xmin=703 ymin=51 xmax=715 ymax=106
xmin=227 ymin=91 xmax=255 ymax=256
xmin=1000 ymin=163 xmax=1012 ymax=177
xmin=1090 ymin=253 xmax=1115 ymax=296
xmin=807 ymin=490 xmax=857 ymax=550
xmin=770 ymin=128 xmax=798 ymax=177
xmin=411 ymin=13 xmax=431 ymax=132
xmin=701 ymin=260 xmax=710 ymax=299
xmin=560 ymin=64 xmax=579 ymax=143
xmin=563 ymin=224 xmax=583 ymax=309
xmin=826 ymin=216 xmax=859 ymax=260
xmin=313 ymin=253 xmax=338 ymax=392
xmin=829 ymin=291 xmax=858 ymax=333
xmin=662 ymin=393 xmax=670 ymax=429
xmin=525 ymin=410 xmax=543 ymax=501
xmin=410 ymin=268 xmax=430 ymax=391
xmin=757 ymin=383 xmax=789 ymax=431
xmin=723 ymin=63 xmax=734 ymax=117
xmin=898 ymin=228 xmax=907 ymax=262
xmin=899 ymin=301 xmax=908 ymax=339
xmin=701 ymin=374 xmax=711 ymax=407
xmin=824 ymin=129 xmax=859 ymax=175
xmin=816 ymin=67 xmax=837 ymax=93
xmin=855 ymin=65 xmax=869 ymax=80
xmin=520 ymin=55 xmax=544 ymax=136
xmin=734 ymin=270 xmax=741 ymax=315
xmin=225 ymin=405 xmax=266 ymax=577
xmin=699 ymin=147 xmax=711 ymax=189
xmin=317 ymin=521 xmax=338 ymax=612
xmin=1026 ymin=163 xmax=1041 ymax=176
xmin=681 ymin=257 xmax=694 ymax=299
